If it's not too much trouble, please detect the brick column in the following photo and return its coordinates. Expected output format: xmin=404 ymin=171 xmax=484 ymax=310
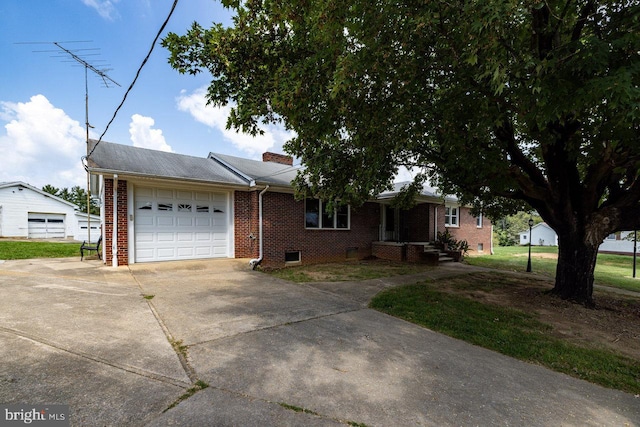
xmin=234 ymin=190 xmax=260 ymax=258
xmin=103 ymin=178 xmax=129 ymax=266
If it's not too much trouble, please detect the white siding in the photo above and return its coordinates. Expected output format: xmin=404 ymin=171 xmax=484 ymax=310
xmin=599 ymin=231 xmax=638 ymax=255
xmin=519 ymin=223 xmax=558 ymax=246
xmin=0 ymin=185 xmax=78 ymax=239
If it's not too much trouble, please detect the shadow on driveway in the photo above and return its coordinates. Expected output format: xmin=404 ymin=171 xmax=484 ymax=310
xmin=1 ymin=258 xmax=638 ymax=426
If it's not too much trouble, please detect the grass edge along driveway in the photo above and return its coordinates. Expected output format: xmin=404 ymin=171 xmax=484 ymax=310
xmin=369 ymin=279 xmax=640 ymax=396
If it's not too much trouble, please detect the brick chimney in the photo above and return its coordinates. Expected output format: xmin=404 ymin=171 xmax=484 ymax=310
xmin=263 ymin=152 xmax=293 ymax=166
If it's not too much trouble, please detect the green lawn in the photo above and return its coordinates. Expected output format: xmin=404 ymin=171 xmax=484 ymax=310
xmin=466 ymin=246 xmax=640 ymax=293
xmin=0 ymin=240 xmax=82 ymax=260
xmin=370 ymin=280 xmax=640 ymax=395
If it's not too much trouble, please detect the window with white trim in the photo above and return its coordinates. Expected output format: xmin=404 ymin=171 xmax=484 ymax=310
xmin=305 ymin=199 xmax=350 ymax=229
xmin=476 ymin=213 xmax=483 ymax=228
xmin=445 ymin=206 xmax=459 ymax=227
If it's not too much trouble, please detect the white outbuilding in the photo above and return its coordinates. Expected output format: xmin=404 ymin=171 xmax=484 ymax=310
xmin=519 ymin=222 xmax=558 ymax=246
xmin=0 ymin=181 xmax=99 ymax=242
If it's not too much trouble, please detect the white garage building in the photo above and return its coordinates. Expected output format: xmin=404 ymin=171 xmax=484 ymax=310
xmin=0 ymin=181 xmax=99 ymax=242
xmin=519 ymin=222 xmax=558 ymax=246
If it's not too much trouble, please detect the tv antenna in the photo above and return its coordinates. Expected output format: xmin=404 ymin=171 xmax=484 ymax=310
xmin=57 ymin=41 xmax=121 ymax=245
xmin=24 ymin=40 xmax=121 ymax=245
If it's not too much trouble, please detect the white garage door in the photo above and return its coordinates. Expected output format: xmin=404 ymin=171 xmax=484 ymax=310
xmin=134 ymin=187 xmax=230 ymax=262
xmin=77 ymin=220 xmax=100 ymax=243
xmin=28 ymin=213 xmax=66 ymax=239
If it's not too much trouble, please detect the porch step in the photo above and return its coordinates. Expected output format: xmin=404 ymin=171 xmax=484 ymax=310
xmin=423 ymin=243 xmax=454 ymax=263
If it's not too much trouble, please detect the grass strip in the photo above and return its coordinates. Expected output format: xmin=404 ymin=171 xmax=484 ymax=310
xmin=370 ymin=283 xmax=640 ymax=394
xmin=278 ymin=402 xmax=319 ymax=415
xmin=0 ymin=241 xmax=81 ymax=260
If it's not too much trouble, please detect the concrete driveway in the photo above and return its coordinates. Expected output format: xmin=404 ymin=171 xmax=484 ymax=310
xmin=0 ymin=258 xmax=638 ymax=426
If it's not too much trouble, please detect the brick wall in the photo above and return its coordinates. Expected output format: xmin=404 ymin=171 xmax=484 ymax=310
xmin=447 ymin=206 xmax=492 ymax=254
xmin=234 ymin=190 xmax=260 ymax=258
xmin=242 ymin=192 xmax=380 ymax=268
xmin=372 ymin=242 xmax=405 ymax=261
xmin=262 ymin=152 xmax=293 ymax=165
xmin=103 ymin=178 xmax=129 ymax=266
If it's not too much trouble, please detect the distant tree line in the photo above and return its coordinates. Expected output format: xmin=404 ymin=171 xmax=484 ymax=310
xmin=42 ymin=185 xmax=99 ymax=215
xmin=494 ymin=212 xmax=543 ymax=247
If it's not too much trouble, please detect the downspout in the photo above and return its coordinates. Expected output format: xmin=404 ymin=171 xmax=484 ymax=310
xmin=491 ymin=224 xmax=495 ymax=255
xmin=434 ymin=205 xmax=438 ymax=241
xmin=249 ymin=185 xmax=269 ymax=269
xmin=112 ymin=174 xmax=118 ymax=267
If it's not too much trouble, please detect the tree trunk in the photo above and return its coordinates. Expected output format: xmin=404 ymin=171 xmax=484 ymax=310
xmin=552 ymin=233 xmax=599 ymax=306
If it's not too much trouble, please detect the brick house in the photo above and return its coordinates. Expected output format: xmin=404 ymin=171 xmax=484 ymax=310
xmin=88 ymin=141 xmax=492 ymax=267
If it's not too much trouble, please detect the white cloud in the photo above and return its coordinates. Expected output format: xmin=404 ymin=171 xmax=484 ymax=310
xmin=0 ymin=95 xmax=87 ymax=188
xmin=81 ymin=0 xmax=120 ymax=21
xmin=129 ymin=114 xmax=173 ymax=152
xmin=176 ymin=87 xmax=295 ymax=157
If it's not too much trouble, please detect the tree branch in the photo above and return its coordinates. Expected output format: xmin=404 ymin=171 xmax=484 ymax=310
xmin=494 ymin=120 xmax=548 ymax=190
xmin=603 ymin=172 xmax=640 ymax=211
xmin=552 ymin=0 xmax=576 ymax=38
xmin=571 ymin=0 xmax=597 ymax=42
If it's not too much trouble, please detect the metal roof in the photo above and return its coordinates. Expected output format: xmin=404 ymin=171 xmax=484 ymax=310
xmin=378 ymin=181 xmax=458 ymax=203
xmin=87 ymin=140 xmax=248 ymax=186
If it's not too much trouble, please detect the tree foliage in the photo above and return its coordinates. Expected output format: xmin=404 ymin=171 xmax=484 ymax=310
xmin=495 ymin=212 xmax=543 ymax=246
xmin=42 ymin=185 xmax=99 ymax=215
xmin=163 ymin=0 xmax=640 ymax=304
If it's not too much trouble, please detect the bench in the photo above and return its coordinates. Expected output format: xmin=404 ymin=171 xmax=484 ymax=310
xmin=80 ymin=236 xmax=102 ymax=261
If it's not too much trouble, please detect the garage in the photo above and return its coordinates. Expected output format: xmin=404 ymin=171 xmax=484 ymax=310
xmin=28 ymin=213 xmax=66 ymax=239
xmin=134 ymin=186 xmax=230 ymax=262
xmin=76 ymin=213 xmax=101 ymax=243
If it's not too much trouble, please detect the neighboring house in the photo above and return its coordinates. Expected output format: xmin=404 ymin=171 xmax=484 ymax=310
xmin=518 ymin=222 xmax=638 ymax=254
xmin=519 ymin=222 xmax=558 ymax=246
xmin=87 ymin=141 xmax=492 ymax=268
xmin=0 ymin=181 xmax=100 ymax=242
xmin=599 ymin=231 xmax=639 ymax=255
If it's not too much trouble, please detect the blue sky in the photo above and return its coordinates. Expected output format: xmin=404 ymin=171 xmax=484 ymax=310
xmin=0 ymin=0 xmax=295 ymax=189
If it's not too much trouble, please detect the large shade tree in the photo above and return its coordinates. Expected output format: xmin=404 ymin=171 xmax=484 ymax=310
xmin=163 ymin=0 xmax=640 ymax=305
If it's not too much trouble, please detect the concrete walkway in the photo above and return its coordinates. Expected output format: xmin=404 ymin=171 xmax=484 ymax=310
xmin=0 ymin=258 xmax=638 ymax=426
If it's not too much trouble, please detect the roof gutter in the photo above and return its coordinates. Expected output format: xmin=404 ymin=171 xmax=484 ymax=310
xmin=86 ymin=167 xmax=251 ymax=189
xmin=249 ymin=185 xmax=269 ymax=270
